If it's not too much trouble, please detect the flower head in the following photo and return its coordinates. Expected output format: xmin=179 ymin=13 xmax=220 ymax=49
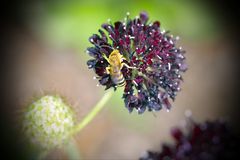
xmin=22 ymin=95 xmax=75 ymax=151
xmin=87 ymin=12 xmax=187 ymax=114
xmin=140 ymin=119 xmax=240 ymax=160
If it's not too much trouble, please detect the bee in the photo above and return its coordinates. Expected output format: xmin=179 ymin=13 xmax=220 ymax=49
xmin=103 ymin=49 xmax=127 ymax=87
xmin=102 ymin=49 xmax=157 ymax=88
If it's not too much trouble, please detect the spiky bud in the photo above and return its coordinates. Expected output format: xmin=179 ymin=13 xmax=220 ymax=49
xmin=22 ymin=95 xmax=75 ymax=151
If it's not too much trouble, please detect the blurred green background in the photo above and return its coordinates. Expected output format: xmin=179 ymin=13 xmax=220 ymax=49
xmin=3 ymin=0 xmax=236 ymax=159
xmin=34 ymin=0 xmax=219 ymax=49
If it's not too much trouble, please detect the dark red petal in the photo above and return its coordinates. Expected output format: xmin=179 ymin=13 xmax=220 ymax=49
xmin=139 ymin=12 xmax=149 ymax=24
xmin=171 ymin=128 xmax=183 ymax=141
xmin=114 ymin=21 xmax=123 ymax=30
xmin=153 ymin=21 xmax=160 ymax=28
xmin=87 ymin=59 xmax=96 ymax=69
xmin=87 ymin=47 xmax=101 ymax=58
xmin=98 ymin=29 xmax=108 ymax=42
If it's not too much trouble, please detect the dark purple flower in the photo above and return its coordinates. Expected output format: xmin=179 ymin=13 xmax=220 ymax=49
xmin=87 ymin=12 xmax=187 ymax=114
xmin=140 ymin=119 xmax=240 ymax=160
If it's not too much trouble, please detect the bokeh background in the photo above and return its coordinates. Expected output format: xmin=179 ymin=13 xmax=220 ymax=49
xmin=1 ymin=0 xmax=239 ymax=159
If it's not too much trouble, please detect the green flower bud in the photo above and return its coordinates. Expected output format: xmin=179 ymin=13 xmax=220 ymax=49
xmin=22 ymin=95 xmax=75 ymax=151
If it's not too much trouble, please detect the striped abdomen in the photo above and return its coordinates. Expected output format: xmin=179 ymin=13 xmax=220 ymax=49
xmin=110 ymin=66 xmax=126 ymax=87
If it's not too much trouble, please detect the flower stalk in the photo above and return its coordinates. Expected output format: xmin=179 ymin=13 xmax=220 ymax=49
xmin=23 ymin=90 xmax=113 ymax=159
xmin=70 ymin=90 xmax=113 ymax=136
xmin=63 ymin=90 xmax=113 ymax=160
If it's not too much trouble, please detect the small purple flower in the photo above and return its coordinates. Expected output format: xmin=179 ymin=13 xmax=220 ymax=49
xmin=140 ymin=119 xmax=240 ymax=160
xmin=87 ymin=12 xmax=187 ymax=114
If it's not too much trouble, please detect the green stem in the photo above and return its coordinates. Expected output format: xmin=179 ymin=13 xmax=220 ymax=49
xmin=64 ymin=138 xmax=81 ymax=160
xmin=70 ymin=90 xmax=113 ymax=136
xmin=37 ymin=91 xmax=113 ymax=160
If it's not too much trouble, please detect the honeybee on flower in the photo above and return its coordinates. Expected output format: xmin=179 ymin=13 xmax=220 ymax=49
xmin=87 ymin=12 xmax=187 ymax=114
xmin=103 ymin=49 xmax=127 ymax=87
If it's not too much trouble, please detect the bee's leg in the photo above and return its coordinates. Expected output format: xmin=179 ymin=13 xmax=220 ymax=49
xmin=123 ymin=63 xmax=137 ymax=69
xmin=120 ymin=56 xmax=136 ymax=69
xmin=102 ymin=53 xmax=110 ymax=63
xmin=121 ymin=56 xmax=127 ymax=61
xmin=105 ymin=66 xmax=111 ymax=74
